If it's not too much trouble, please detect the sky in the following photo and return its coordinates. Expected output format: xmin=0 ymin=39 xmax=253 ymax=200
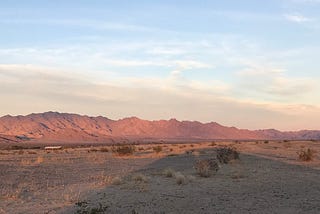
xmin=0 ymin=0 xmax=320 ymax=130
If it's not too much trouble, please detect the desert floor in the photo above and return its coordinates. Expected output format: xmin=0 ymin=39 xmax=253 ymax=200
xmin=1 ymin=140 xmax=320 ymax=214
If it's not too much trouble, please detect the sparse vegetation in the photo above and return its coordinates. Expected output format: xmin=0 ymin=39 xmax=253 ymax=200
xmin=111 ymin=145 xmax=135 ymax=156
xmin=209 ymin=141 xmax=216 ymax=146
xmin=194 ymin=159 xmax=219 ymax=177
xmin=112 ymin=176 xmax=123 ymax=185
xmin=297 ymin=148 xmax=316 ymax=161
xmin=163 ymin=168 xmax=175 ymax=177
xmin=216 ymin=146 xmax=239 ymax=164
xmin=132 ymin=173 xmax=149 ymax=183
xmin=174 ymin=172 xmax=186 ymax=185
xmin=153 ymin=145 xmax=162 ymax=153
xmin=99 ymin=147 xmax=109 ymax=152
xmin=264 ymin=140 xmax=269 ymax=144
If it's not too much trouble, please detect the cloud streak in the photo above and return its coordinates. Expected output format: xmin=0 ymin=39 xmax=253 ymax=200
xmin=284 ymin=14 xmax=312 ymax=23
xmin=1 ymin=64 xmax=320 ymax=130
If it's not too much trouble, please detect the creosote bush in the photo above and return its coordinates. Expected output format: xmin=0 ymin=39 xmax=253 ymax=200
xmin=216 ymin=146 xmax=239 ymax=164
xmin=194 ymin=158 xmax=219 ymax=177
xmin=297 ymin=148 xmax=316 ymax=161
xmin=111 ymin=145 xmax=136 ymax=156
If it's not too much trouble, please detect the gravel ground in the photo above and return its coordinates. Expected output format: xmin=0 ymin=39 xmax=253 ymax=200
xmin=0 ymin=141 xmax=319 ymax=214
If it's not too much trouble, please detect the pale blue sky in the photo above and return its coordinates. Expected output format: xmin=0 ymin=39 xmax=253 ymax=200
xmin=1 ymin=0 xmax=320 ymax=130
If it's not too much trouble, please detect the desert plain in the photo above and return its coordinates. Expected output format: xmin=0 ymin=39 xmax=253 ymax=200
xmin=0 ymin=140 xmax=320 ymax=214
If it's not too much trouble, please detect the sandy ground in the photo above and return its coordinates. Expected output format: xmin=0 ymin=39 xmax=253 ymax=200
xmin=0 ymin=141 xmax=320 ymax=214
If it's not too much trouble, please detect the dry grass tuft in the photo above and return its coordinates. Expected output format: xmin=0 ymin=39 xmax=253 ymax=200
xmin=132 ymin=173 xmax=149 ymax=183
xmin=112 ymin=176 xmax=123 ymax=185
xmin=174 ymin=172 xmax=186 ymax=185
xmin=163 ymin=168 xmax=175 ymax=177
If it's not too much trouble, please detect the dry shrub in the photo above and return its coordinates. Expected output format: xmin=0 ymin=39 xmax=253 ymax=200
xmin=112 ymin=176 xmax=123 ymax=185
xmin=216 ymin=146 xmax=239 ymax=164
xmin=194 ymin=159 xmax=219 ymax=177
xmin=89 ymin=148 xmax=98 ymax=152
xmin=132 ymin=173 xmax=149 ymax=183
xmin=111 ymin=145 xmax=135 ymax=156
xmin=163 ymin=168 xmax=175 ymax=177
xmin=100 ymin=147 xmax=109 ymax=152
xmin=153 ymin=145 xmax=162 ymax=153
xmin=174 ymin=172 xmax=186 ymax=185
xmin=209 ymin=142 xmax=216 ymax=146
xmin=297 ymin=148 xmax=316 ymax=161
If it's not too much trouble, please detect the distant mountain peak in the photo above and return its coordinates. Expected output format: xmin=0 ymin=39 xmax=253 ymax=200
xmin=0 ymin=112 xmax=319 ymax=144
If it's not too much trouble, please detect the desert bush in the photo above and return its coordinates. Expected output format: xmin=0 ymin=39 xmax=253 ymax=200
xmin=112 ymin=176 xmax=123 ymax=185
xmin=163 ymin=168 xmax=175 ymax=177
xmin=132 ymin=173 xmax=149 ymax=183
xmin=99 ymin=147 xmax=109 ymax=152
xmin=174 ymin=172 xmax=186 ymax=185
xmin=153 ymin=145 xmax=162 ymax=153
xmin=264 ymin=140 xmax=269 ymax=144
xmin=209 ymin=142 xmax=216 ymax=146
xmin=111 ymin=145 xmax=135 ymax=156
xmin=297 ymin=148 xmax=316 ymax=161
xmin=194 ymin=159 xmax=219 ymax=177
xmin=216 ymin=146 xmax=239 ymax=164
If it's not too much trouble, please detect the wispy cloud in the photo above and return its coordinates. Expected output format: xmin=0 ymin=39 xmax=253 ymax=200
xmin=236 ymin=65 xmax=316 ymax=100
xmin=284 ymin=14 xmax=312 ymax=23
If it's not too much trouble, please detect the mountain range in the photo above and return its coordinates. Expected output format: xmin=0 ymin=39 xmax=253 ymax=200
xmin=0 ymin=111 xmax=319 ymax=144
